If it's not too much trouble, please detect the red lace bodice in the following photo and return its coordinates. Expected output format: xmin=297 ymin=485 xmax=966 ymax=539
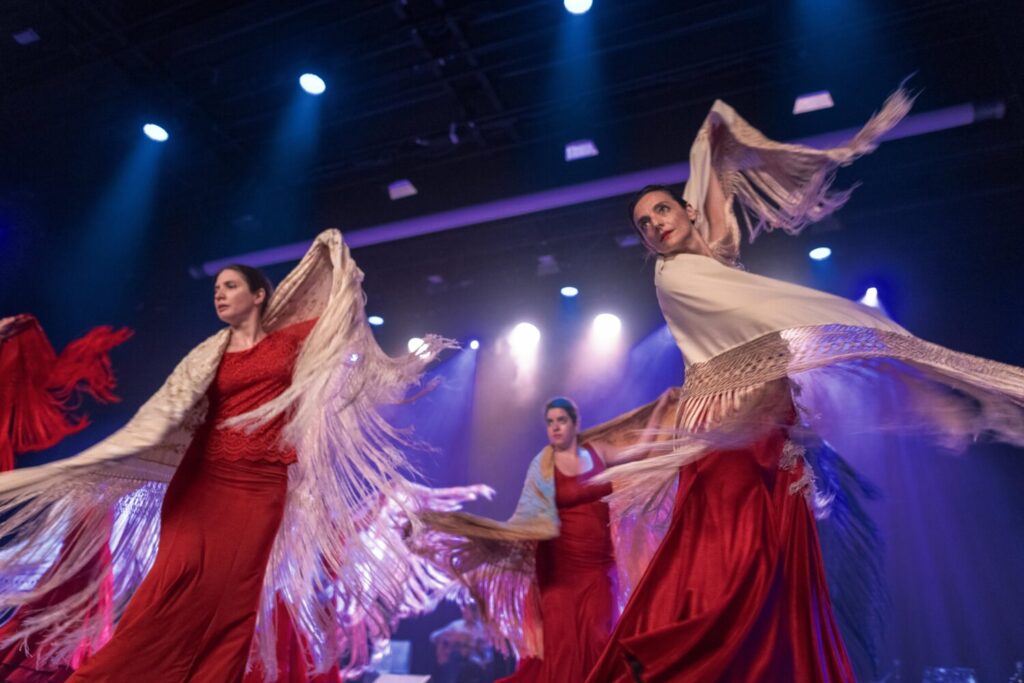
xmin=198 ymin=319 xmax=316 ymax=465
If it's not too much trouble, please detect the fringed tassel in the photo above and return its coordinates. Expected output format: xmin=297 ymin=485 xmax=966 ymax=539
xmin=594 ymin=380 xmax=796 ymax=517
xmin=1 ymin=318 xmax=130 ymax=463
xmin=0 ymin=475 xmax=164 ymax=667
xmin=48 ymin=326 xmax=134 ymax=406
xmin=410 ymin=521 xmax=543 ymax=659
xmin=712 ymin=87 xmax=915 ymax=242
xmin=209 ymin=230 xmax=464 ymax=678
xmin=806 ymin=442 xmax=887 ymax=680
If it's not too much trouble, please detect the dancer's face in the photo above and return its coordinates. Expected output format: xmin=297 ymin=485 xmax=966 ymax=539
xmin=213 ymin=268 xmax=265 ymax=325
xmin=632 ymin=191 xmax=697 ymax=255
xmin=545 ymin=408 xmax=577 ymax=450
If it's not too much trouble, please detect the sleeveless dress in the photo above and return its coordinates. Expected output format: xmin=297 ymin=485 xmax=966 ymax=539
xmin=70 ymin=320 xmax=315 ymax=683
xmin=500 ymin=444 xmax=617 ymax=683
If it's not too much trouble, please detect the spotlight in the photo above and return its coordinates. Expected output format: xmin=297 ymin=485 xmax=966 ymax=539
xmin=407 ymin=337 xmax=432 ymax=358
xmin=299 ymin=73 xmax=326 ymax=95
xmin=508 ymin=323 xmax=541 ymax=353
xmin=859 ymin=287 xmax=880 ymax=308
xmin=793 ymin=90 xmax=835 ymax=115
xmin=368 ymin=315 xmax=384 ymax=326
xmin=564 ymin=0 xmax=593 ymax=14
xmin=143 ymin=123 xmax=169 ymax=142
xmin=809 ymin=246 xmax=832 ymax=261
xmin=560 ymin=286 xmax=579 ymax=298
xmin=469 ymin=339 xmax=480 ymax=350
xmin=564 ymin=139 xmax=599 ymax=161
xmin=591 ymin=313 xmax=622 ymax=339
xmin=388 ymin=179 xmax=418 ymax=200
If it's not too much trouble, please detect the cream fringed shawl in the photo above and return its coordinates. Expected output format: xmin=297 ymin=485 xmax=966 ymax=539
xmin=414 ymin=387 xmax=682 ymax=659
xmin=683 ymin=86 xmax=915 ymax=256
xmin=601 ymin=87 xmax=1024 ymax=510
xmin=0 ymin=229 xmax=456 ymax=677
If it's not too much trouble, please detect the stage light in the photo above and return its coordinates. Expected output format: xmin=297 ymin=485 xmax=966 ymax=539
xmin=388 ymin=179 xmax=418 ymax=200
xmin=142 ymin=124 xmax=168 ymax=142
xmin=793 ymin=90 xmax=834 ymax=115
xmin=469 ymin=339 xmax=480 ymax=350
xmin=860 ymin=287 xmax=880 ymax=308
xmin=564 ymin=139 xmax=599 ymax=161
xmin=809 ymin=246 xmax=832 ymax=261
xmin=407 ymin=337 xmax=432 ymax=358
xmin=368 ymin=315 xmax=384 ymax=326
xmin=592 ymin=313 xmax=622 ymax=339
xmin=560 ymin=286 xmax=579 ymax=298
xmin=564 ymin=0 xmax=593 ymax=14
xmin=299 ymin=73 xmax=326 ymax=95
xmin=509 ymin=323 xmax=541 ymax=353
xmin=13 ymin=28 xmax=40 ymax=46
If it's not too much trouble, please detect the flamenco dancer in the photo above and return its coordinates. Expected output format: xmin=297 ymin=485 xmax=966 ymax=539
xmin=0 ymin=230 xmax=484 ymax=682
xmin=418 ymin=396 xmax=680 ymax=683
xmin=581 ymin=87 xmax=1024 ymax=682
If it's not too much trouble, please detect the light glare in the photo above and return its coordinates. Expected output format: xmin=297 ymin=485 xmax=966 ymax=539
xmin=368 ymin=315 xmax=384 ymax=326
xmin=469 ymin=339 xmax=480 ymax=350
xmin=860 ymin=287 xmax=880 ymax=308
xmin=508 ymin=323 xmax=541 ymax=352
xmin=592 ymin=313 xmax=622 ymax=339
xmin=299 ymin=73 xmax=326 ymax=95
xmin=143 ymin=123 xmax=168 ymax=142
xmin=564 ymin=0 xmax=593 ymax=14
xmin=560 ymin=286 xmax=579 ymax=298
xmin=809 ymin=247 xmax=832 ymax=261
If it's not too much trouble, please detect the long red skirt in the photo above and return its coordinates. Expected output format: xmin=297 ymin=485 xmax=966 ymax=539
xmin=586 ymin=428 xmax=855 ymax=683
xmin=69 ymin=448 xmax=288 ymax=683
xmin=500 ymin=453 xmax=617 ymax=683
xmin=242 ymin=598 xmax=341 ymax=683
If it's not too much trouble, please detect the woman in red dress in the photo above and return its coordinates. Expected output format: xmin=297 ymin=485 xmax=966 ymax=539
xmin=587 ymin=87 xmax=1023 ymax=682
xmin=69 ymin=264 xmax=307 ymax=682
xmin=417 ymin=397 xmax=632 ymax=683
xmin=0 ymin=230 xmax=476 ymax=682
xmin=497 ymin=398 xmax=618 ymax=683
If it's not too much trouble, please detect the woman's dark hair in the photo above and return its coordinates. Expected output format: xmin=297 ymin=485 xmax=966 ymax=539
xmin=627 ymin=184 xmax=689 ymax=244
xmin=544 ymin=397 xmax=579 ymax=425
xmin=216 ymin=264 xmax=274 ymax=315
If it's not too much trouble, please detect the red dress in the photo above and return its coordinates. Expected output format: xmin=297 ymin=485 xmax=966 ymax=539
xmin=70 ymin=320 xmax=315 ymax=683
xmin=586 ymin=427 xmax=855 ymax=683
xmin=241 ymin=597 xmax=341 ymax=683
xmin=500 ymin=444 xmax=617 ymax=683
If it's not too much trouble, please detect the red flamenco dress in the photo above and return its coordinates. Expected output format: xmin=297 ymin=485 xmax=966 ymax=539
xmin=70 ymin=319 xmax=316 ymax=683
xmin=586 ymin=426 xmax=855 ymax=683
xmin=0 ymin=314 xmax=129 ymax=681
xmin=500 ymin=445 xmax=617 ymax=683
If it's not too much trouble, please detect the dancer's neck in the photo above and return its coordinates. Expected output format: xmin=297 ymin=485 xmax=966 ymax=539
xmin=229 ymin=316 xmax=266 ymax=350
